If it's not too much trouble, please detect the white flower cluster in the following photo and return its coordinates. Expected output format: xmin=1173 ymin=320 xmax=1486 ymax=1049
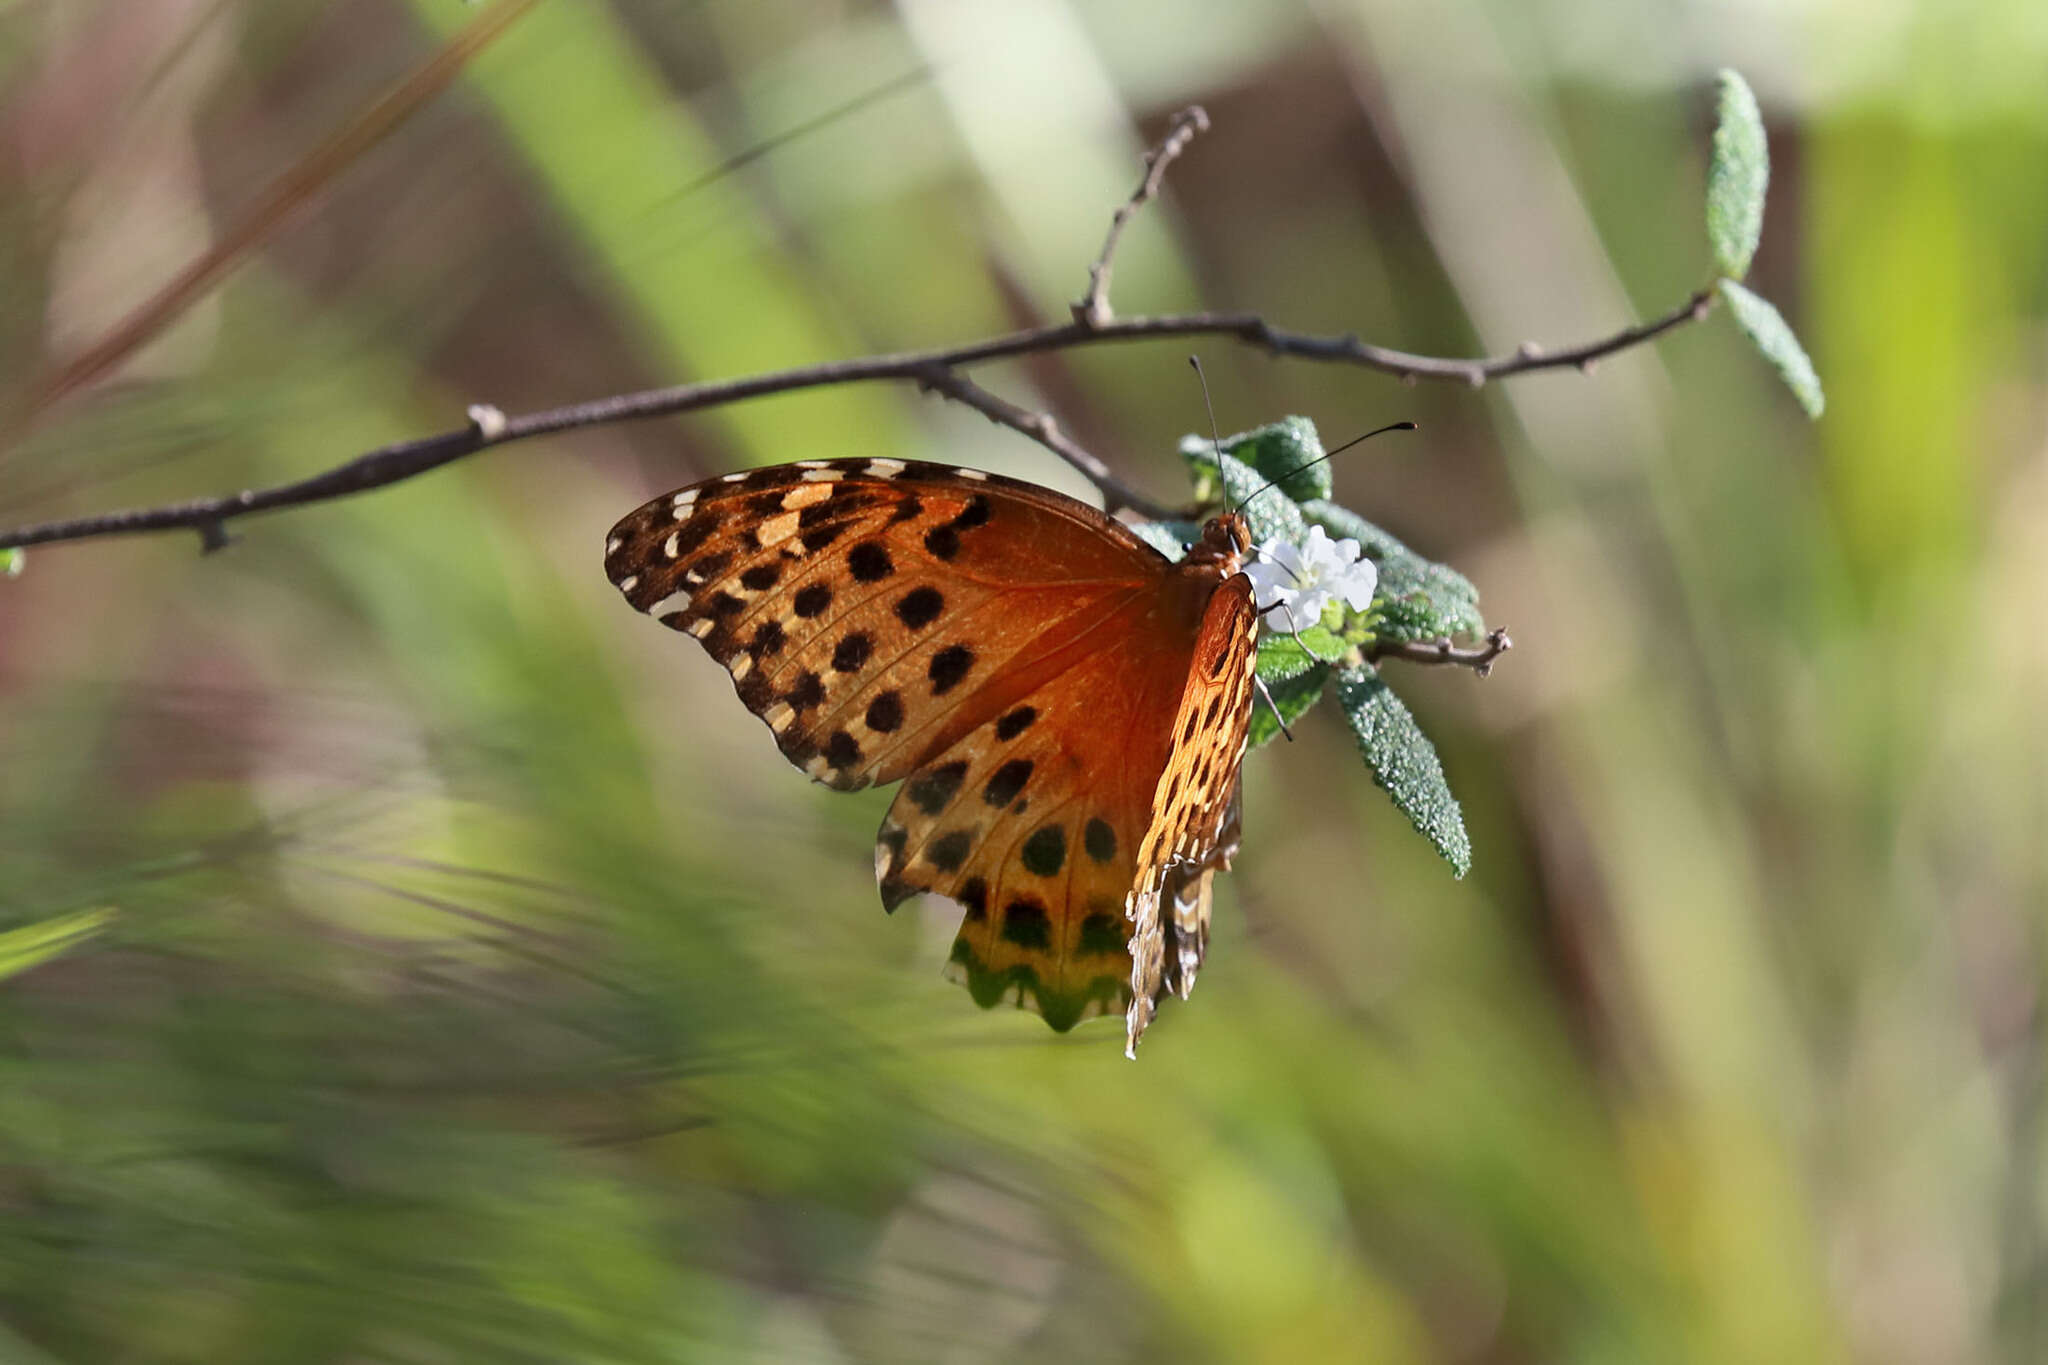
xmin=1242 ymin=525 xmax=1378 ymax=632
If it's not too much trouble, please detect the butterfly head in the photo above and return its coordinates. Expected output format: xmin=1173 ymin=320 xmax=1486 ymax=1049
xmin=1187 ymin=511 xmax=1253 ymax=573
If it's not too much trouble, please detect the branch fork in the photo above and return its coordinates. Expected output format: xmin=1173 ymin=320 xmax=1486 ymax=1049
xmin=1072 ymin=104 xmax=1209 ymax=329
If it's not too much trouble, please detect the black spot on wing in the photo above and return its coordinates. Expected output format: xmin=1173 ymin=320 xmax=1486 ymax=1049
xmin=1079 ymin=912 xmax=1124 ymax=956
xmin=907 ymin=761 xmax=967 ymax=815
xmin=848 ymin=542 xmax=893 ymax=582
xmin=825 ymin=730 xmax=862 ymax=771
xmin=958 ymin=877 xmax=989 ymax=921
xmin=983 ymin=759 xmax=1033 ymax=807
xmin=865 ymin=692 xmax=904 ymax=733
xmin=928 ymin=830 xmax=973 ymax=873
xmin=832 ymin=633 xmax=872 ymax=673
xmin=787 ymin=671 xmax=825 ymax=713
xmin=1020 ymin=825 xmax=1065 ymax=877
xmin=664 ymin=514 xmax=720 ymax=562
xmin=801 ymin=521 xmax=849 ymax=554
xmin=687 ymin=548 xmax=734 ymax=581
xmin=1001 ymin=898 xmax=1051 ymax=949
xmin=895 ymin=586 xmax=943 ymax=629
xmin=928 ymin=645 xmax=974 ymax=695
xmin=951 ymin=496 xmax=992 ymax=530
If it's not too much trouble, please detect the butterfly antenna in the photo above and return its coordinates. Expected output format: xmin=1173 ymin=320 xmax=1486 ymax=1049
xmin=1239 ymin=420 xmax=1418 ymax=511
xmin=1187 ymin=356 xmax=1232 ymax=511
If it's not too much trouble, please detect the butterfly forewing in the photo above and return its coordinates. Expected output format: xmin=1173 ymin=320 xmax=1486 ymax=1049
xmin=604 ymin=460 xmax=1158 ymax=792
xmin=606 ymin=457 xmax=1258 ymax=1050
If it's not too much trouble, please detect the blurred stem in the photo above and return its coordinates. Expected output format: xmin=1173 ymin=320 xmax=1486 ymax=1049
xmin=10 ymin=0 xmax=541 ymax=433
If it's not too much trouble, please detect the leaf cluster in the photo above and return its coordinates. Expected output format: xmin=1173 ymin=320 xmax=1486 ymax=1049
xmin=1706 ymin=69 xmax=1825 ymax=418
xmin=1143 ymin=418 xmax=1481 ymax=877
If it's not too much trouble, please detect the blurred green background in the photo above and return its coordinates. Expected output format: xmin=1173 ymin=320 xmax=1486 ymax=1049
xmin=3 ymin=1 xmax=2043 ymax=1361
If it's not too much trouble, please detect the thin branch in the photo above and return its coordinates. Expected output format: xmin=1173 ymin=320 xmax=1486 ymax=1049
xmin=1073 ymin=105 xmax=1210 ymax=328
xmin=0 ymin=288 xmax=1713 ymax=553
xmin=909 ymin=365 xmax=1175 ymax=519
xmin=0 ymin=90 xmax=1723 ymax=555
xmin=1367 ymin=627 xmax=1513 ymax=676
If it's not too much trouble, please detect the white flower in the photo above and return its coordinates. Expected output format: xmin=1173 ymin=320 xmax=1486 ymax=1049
xmin=1242 ymin=525 xmax=1378 ymax=632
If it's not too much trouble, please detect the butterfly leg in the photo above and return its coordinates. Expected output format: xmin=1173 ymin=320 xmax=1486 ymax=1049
xmin=1275 ymin=600 xmax=1316 ymax=657
xmin=1253 ymin=674 xmax=1294 ymax=742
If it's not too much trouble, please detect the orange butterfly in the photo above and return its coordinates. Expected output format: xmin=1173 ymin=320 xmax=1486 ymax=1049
xmin=604 ymin=459 xmax=1259 ymax=1056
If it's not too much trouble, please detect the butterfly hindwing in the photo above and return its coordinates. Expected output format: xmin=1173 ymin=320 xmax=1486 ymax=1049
xmin=874 ymin=589 xmax=1202 ymax=1031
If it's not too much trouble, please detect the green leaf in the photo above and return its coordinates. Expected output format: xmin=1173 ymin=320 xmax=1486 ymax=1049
xmin=0 ymin=907 xmax=115 ymax=981
xmin=1298 ymin=500 xmax=1484 ymax=641
xmin=1335 ymin=667 xmax=1470 ymax=877
xmin=1180 ymin=415 xmax=1331 ymax=503
xmin=1719 ymin=279 xmax=1825 ymax=418
xmin=1182 ymin=449 xmax=1305 ymax=546
xmin=1255 ymin=625 xmax=1345 ymax=684
xmin=1128 ymin=519 xmax=1201 ymax=563
xmin=1248 ymin=664 xmax=1329 ymax=748
xmin=1706 ymin=69 xmax=1769 ymax=280
xmin=2 ymin=548 xmax=21 ymax=578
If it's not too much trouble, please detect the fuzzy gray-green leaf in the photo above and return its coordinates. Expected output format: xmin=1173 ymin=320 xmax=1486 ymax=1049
xmin=1706 ymin=69 xmax=1768 ymax=280
xmin=1180 ymin=415 xmax=1331 ymax=503
xmin=1336 ymin=666 xmax=1470 ymax=877
xmin=1720 ymin=279 xmax=1825 ymax=418
xmin=1183 ymin=450 xmax=1304 ymax=546
xmin=1249 ymin=664 xmax=1329 ymax=748
xmin=1256 ymin=625 xmax=1345 ymax=684
xmin=1299 ymin=500 xmax=1484 ymax=641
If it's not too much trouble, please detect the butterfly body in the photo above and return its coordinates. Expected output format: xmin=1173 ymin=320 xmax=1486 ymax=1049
xmin=604 ymin=459 xmax=1258 ymax=1054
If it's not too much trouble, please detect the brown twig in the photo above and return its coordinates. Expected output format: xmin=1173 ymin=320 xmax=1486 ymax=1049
xmin=0 ymin=100 xmax=1720 ymax=554
xmin=1367 ymin=627 xmax=1513 ymax=676
xmin=1073 ymin=105 xmax=1210 ymax=328
xmin=910 ymin=366 xmax=1173 ymax=518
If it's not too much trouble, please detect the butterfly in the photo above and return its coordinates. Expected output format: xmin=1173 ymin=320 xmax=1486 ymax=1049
xmin=603 ymin=458 xmax=1260 ymax=1056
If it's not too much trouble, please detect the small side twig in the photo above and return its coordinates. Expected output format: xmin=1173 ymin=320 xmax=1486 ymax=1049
xmin=1073 ymin=105 xmax=1210 ymax=328
xmin=1367 ymin=627 xmax=1513 ymax=676
xmin=909 ymin=365 xmax=1173 ymax=519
